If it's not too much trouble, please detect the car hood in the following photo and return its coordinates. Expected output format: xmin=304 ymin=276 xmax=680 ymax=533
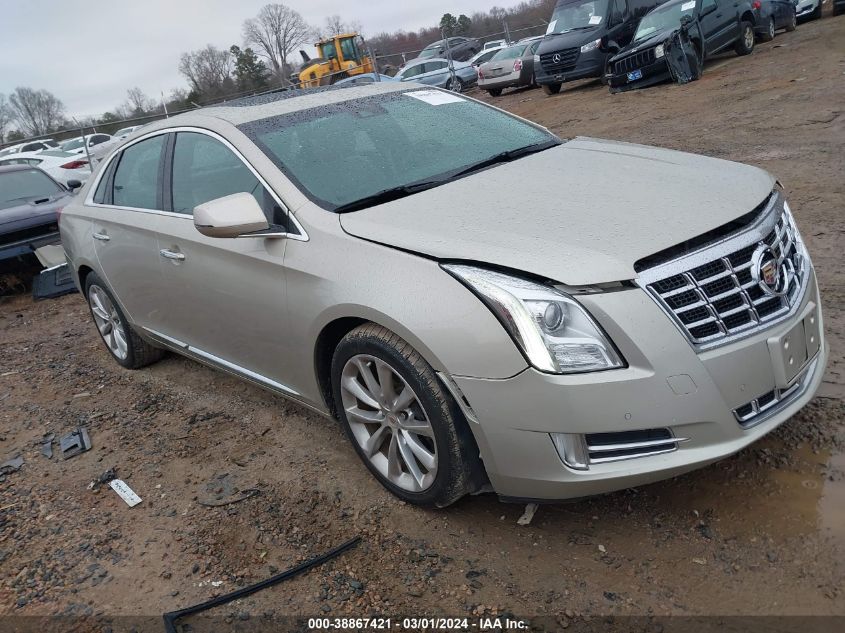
xmin=536 ymin=28 xmax=602 ymax=53
xmin=339 ymin=137 xmax=775 ymax=285
xmin=612 ymin=28 xmax=680 ymax=61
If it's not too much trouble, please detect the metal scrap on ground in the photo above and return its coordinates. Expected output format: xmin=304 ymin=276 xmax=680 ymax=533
xmin=59 ymin=427 xmax=91 ymax=460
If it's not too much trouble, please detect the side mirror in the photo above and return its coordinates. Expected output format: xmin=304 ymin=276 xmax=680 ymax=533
xmin=66 ymin=179 xmax=82 ymax=192
xmin=193 ymin=192 xmax=269 ymax=238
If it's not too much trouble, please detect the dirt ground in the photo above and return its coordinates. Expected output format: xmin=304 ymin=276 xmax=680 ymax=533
xmin=1 ymin=13 xmax=844 ymax=633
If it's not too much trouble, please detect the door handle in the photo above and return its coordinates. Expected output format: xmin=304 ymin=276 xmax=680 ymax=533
xmin=159 ymin=249 xmax=185 ymax=262
xmin=92 ymin=232 xmax=110 ymax=241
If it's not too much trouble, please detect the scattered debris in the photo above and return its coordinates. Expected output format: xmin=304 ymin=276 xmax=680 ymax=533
xmin=516 ymin=503 xmax=539 ymax=526
xmin=1 ymin=371 xmax=19 ymax=377
xmin=109 ymin=479 xmax=142 ymax=507
xmin=88 ymin=468 xmax=117 ymax=490
xmin=59 ymin=427 xmax=91 ymax=460
xmin=162 ymin=536 xmax=361 ymax=633
xmin=692 ymin=557 xmax=708 ymax=565
xmin=197 ymin=488 xmax=260 ymax=507
xmin=598 ymin=544 xmax=607 ymax=554
xmin=40 ymin=434 xmax=55 ymax=459
xmin=0 ymin=454 xmax=24 ymax=474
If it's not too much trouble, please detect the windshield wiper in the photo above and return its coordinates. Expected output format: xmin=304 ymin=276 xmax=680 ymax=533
xmin=333 ymin=139 xmax=559 ymax=213
xmin=444 ymin=139 xmax=560 ymax=180
xmin=551 ymin=26 xmax=596 ymax=34
xmin=333 ymin=180 xmax=444 ymax=213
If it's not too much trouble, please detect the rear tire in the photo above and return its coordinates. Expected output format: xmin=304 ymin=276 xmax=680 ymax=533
xmin=447 ymin=76 xmax=464 ymax=93
xmin=331 ymin=324 xmax=480 ymax=508
xmin=487 ymin=88 xmax=502 ymax=97
xmin=542 ymin=82 xmax=562 ymax=95
xmin=759 ymin=17 xmax=776 ymax=41
xmin=811 ymin=0 xmax=822 ymax=18
xmin=84 ymin=272 xmax=164 ymax=370
xmin=735 ymin=21 xmax=755 ymax=55
xmin=786 ymin=8 xmax=798 ymax=30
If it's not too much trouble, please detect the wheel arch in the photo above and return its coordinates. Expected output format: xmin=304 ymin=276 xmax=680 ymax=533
xmin=741 ymin=10 xmax=756 ymax=26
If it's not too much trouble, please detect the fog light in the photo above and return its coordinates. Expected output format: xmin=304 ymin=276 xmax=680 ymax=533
xmin=551 ymin=433 xmax=589 ymax=470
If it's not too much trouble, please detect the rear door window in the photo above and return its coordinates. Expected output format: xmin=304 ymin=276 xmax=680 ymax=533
xmin=112 ymin=134 xmax=166 ymax=210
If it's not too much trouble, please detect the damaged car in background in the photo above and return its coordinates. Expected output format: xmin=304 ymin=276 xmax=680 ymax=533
xmin=608 ymin=0 xmax=757 ymax=93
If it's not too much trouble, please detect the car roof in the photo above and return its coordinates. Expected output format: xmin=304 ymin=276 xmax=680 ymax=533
xmin=138 ymin=81 xmax=414 ymax=129
xmin=0 ymin=163 xmax=39 ymax=174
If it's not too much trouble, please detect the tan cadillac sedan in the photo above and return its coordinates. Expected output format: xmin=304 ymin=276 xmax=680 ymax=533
xmin=60 ymin=82 xmax=827 ymax=507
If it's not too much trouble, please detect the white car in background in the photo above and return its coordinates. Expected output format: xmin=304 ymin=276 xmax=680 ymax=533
xmin=468 ymin=45 xmax=508 ymax=68
xmin=795 ymin=0 xmax=822 ymax=19
xmin=483 ymin=39 xmax=508 ymax=51
xmin=113 ymin=125 xmax=145 ymax=140
xmin=60 ymin=133 xmax=115 ymax=155
xmin=0 ymin=139 xmax=58 ymax=156
xmin=0 ymin=150 xmax=92 ymax=187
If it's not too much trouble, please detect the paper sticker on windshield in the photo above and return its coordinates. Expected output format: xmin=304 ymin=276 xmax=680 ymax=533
xmin=546 ymin=20 xmax=557 ymax=34
xmin=589 ymin=15 xmax=603 ymax=24
xmin=404 ymin=90 xmax=466 ymax=105
xmin=681 ymin=1 xmax=695 ymax=9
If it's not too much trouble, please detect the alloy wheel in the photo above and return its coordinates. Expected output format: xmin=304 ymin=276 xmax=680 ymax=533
xmin=744 ymin=26 xmax=755 ymax=50
xmin=448 ymin=77 xmax=463 ymax=93
xmin=768 ymin=18 xmax=775 ymax=39
xmin=340 ymin=354 xmax=437 ymax=492
xmin=88 ymin=285 xmax=128 ymax=360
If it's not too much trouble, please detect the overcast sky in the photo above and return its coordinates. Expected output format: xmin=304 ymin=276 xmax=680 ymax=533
xmin=0 ymin=0 xmax=513 ymax=122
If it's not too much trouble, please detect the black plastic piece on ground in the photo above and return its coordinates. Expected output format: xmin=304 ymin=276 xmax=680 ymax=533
xmin=162 ymin=536 xmax=361 ymax=633
xmin=59 ymin=427 xmax=91 ymax=460
xmin=32 ymin=263 xmax=77 ymax=300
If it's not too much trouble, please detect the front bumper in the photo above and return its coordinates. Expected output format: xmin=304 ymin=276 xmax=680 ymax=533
xmin=535 ymin=48 xmax=605 ymax=85
xmin=453 ymin=270 xmax=827 ymax=500
xmin=609 ymin=58 xmax=671 ymax=93
xmin=0 ymin=228 xmax=62 ymax=262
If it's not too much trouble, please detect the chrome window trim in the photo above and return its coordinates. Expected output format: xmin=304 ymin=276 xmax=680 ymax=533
xmin=84 ymin=125 xmax=309 ymax=243
xmin=635 ymin=192 xmax=811 ymax=351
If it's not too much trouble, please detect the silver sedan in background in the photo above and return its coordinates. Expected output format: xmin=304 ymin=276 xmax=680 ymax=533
xmin=392 ymin=58 xmax=478 ymax=92
xmin=477 ymin=37 xmax=543 ymax=96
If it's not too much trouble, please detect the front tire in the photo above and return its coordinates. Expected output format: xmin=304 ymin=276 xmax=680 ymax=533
xmin=331 ymin=324 xmax=480 ymax=507
xmin=759 ymin=17 xmax=776 ymax=41
xmin=786 ymin=8 xmax=798 ymax=30
xmin=447 ymin=76 xmax=464 ymax=93
xmin=542 ymin=82 xmax=562 ymax=95
xmin=84 ymin=272 xmax=164 ymax=369
xmin=811 ymin=0 xmax=822 ymax=18
xmin=735 ymin=21 xmax=755 ymax=55
xmin=487 ymin=87 xmax=502 ymax=97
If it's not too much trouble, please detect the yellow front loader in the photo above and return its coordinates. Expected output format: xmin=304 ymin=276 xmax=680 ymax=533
xmin=296 ymin=33 xmax=375 ymax=88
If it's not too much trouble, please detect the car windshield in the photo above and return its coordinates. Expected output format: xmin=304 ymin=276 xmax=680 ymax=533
xmin=547 ymin=0 xmax=608 ymax=34
xmin=0 ymin=169 xmax=63 ymax=210
xmin=491 ymin=44 xmax=529 ymax=61
xmin=418 ymin=43 xmax=441 ymax=58
xmin=239 ymin=90 xmax=558 ymax=212
xmin=635 ymin=1 xmax=696 ymax=41
xmin=61 ymin=138 xmax=85 ymax=151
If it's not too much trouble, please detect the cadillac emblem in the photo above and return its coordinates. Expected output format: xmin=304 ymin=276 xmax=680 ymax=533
xmin=751 ymin=244 xmax=793 ymax=297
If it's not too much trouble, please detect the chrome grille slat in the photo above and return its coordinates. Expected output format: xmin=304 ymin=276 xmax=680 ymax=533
xmin=732 ymin=360 xmax=814 ymax=427
xmin=638 ymin=196 xmax=808 ymax=349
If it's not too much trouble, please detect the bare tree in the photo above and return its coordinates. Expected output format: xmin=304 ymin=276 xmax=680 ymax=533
xmin=323 ymin=14 xmax=362 ymax=37
xmin=243 ymin=4 xmax=312 ymax=85
xmin=178 ymin=45 xmax=235 ymax=99
xmin=125 ymin=87 xmax=153 ymax=116
xmin=0 ymin=93 xmax=13 ymax=143
xmin=8 ymin=87 xmax=65 ymax=137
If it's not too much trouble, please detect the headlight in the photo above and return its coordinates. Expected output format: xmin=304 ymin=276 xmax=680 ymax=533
xmin=442 ymin=265 xmax=624 ymax=374
xmin=654 ymin=44 xmax=665 ymax=58
xmin=580 ymin=39 xmax=602 ymax=53
xmin=533 ymin=54 xmax=540 ymax=64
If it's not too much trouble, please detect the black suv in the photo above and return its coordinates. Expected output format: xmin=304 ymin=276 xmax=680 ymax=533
xmin=535 ymin=0 xmax=669 ymax=95
xmin=607 ymin=0 xmax=757 ymax=93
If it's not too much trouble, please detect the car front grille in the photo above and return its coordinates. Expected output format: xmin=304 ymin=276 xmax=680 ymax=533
xmin=540 ymin=48 xmax=580 ymax=73
xmin=732 ymin=358 xmax=815 ymax=427
xmin=638 ymin=195 xmax=808 ymax=349
xmin=614 ymin=48 xmax=656 ymax=75
xmin=0 ymin=222 xmax=60 ymax=248
xmin=585 ymin=428 xmax=683 ymax=463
